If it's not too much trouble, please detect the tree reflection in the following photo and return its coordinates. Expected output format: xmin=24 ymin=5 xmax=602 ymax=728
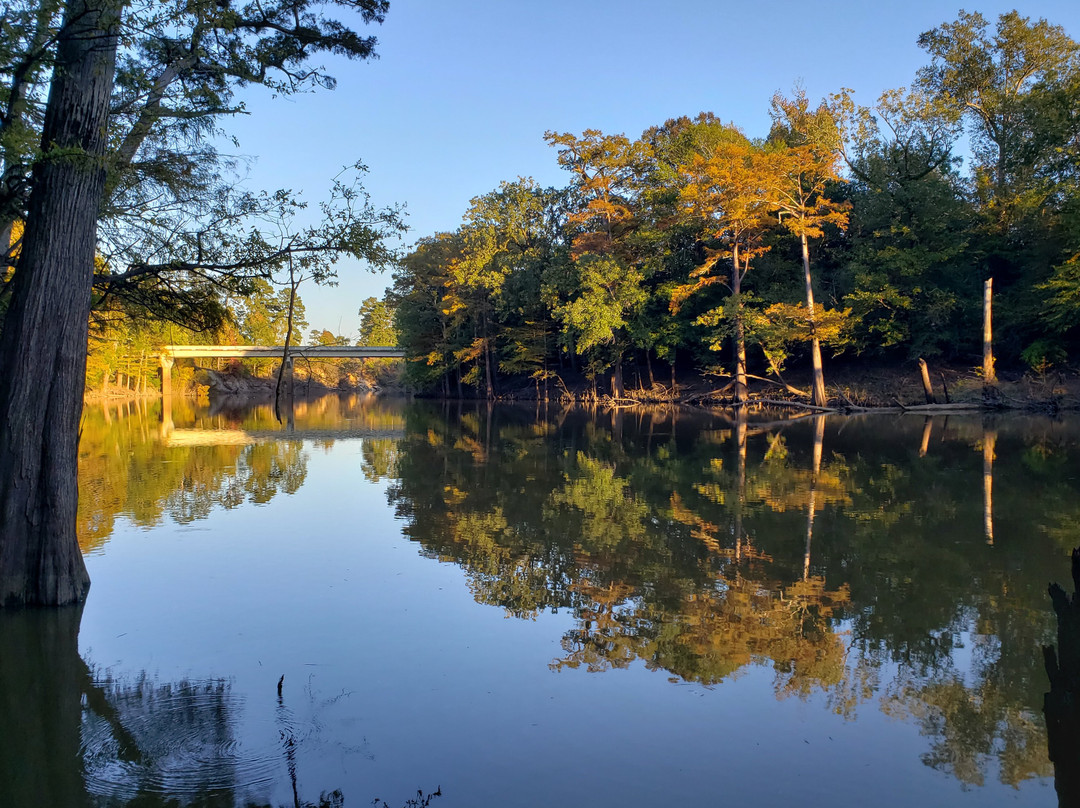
xmin=386 ymin=403 xmax=1075 ymax=790
xmin=0 ymin=606 xmax=350 ymax=808
xmin=77 ymin=401 xmax=311 ymax=551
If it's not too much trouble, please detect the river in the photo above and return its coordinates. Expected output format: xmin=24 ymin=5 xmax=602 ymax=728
xmin=2 ymin=394 xmax=1077 ymax=807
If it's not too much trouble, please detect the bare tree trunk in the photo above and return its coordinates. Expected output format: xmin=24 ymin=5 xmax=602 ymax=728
xmin=484 ymin=336 xmax=495 ymax=400
xmin=918 ymin=358 xmax=935 ymax=404
xmin=983 ymin=277 xmax=996 ymax=387
xmin=801 ymin=234 xmax=827 ymax=407
xmin=0 ymin=0 xmax=121 ymax=607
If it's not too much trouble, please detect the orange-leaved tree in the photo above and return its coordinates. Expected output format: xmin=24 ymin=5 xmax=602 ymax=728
xmin=763 ymin=91 xmax=852 ymax=407
xmin=675 ymin=133 xmax=775 ymax=401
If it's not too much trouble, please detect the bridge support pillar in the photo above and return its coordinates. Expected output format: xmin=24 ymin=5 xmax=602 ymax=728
xmin=158 ymin=354 xmax=175 ymax=398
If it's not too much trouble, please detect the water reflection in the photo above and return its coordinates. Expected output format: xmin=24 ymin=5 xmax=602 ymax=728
xmin=383 ymin=404 xmax=1080 ymax=790
xmin=77 ymin=395 xmax=404 ymax=553
xmin=0 ymin=605 xmax=355 ymax=807
xmin=68 ymin=397 xmax=1080 ymax=800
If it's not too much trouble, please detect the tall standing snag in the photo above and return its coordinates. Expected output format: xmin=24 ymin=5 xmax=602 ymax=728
xmin=983 ymin=277 xmax=996 ymax=387
xmin=0 ymin=0 xmax=122 ymax=606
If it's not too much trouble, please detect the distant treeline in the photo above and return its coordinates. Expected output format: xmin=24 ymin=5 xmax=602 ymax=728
xmin=389 ymin=10 xmax=1080 ymax=400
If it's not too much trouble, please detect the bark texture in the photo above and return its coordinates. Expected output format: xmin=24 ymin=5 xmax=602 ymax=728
xmin=0 ymin=0 xmax=121 ymax=606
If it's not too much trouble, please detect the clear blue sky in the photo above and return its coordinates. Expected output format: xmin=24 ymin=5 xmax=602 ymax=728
xmin=220 ymin=0 xmax=1080 ymax=339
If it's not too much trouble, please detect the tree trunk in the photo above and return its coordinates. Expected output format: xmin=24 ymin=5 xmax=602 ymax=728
xmin=484 ymin=337 xmax=495 ymax=400
xmin=0 ymin=0 xmax=121 ymax=607
xmin=274 ymin=261 xmax=298 ymax=423
xmin=732 ymin=246 xmax=747 ymax=403
xmin=983 ymin=277 xmax=996 ymax=386
xmin=801 ymin=233 xmax=827 ymax=407
xmin=611 ymin=350 xmax=624 ymax=398
xmin=917 ymin=358 xmax=936 ymax=404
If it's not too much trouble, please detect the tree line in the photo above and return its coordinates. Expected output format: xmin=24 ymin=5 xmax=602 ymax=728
xmin=390 ymin=10 xmax=1080 ymax=402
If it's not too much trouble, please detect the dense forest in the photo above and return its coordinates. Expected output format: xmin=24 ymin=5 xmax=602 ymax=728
xmin=389 ymin=10 xmax=1080 ymax=402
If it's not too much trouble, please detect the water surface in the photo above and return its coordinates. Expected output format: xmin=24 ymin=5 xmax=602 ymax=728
xmin=3 ymin=395 xmax=1078 ymax=807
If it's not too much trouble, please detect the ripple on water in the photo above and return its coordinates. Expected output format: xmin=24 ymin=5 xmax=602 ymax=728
xmin=81 ymin=676 xmax=290 ymax=803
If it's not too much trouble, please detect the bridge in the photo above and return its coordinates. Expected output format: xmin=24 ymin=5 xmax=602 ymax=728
xmin=163 ymin=426 xmax=406 ymax=447
xmin=158 ymin=344 xmax=404 ymax=396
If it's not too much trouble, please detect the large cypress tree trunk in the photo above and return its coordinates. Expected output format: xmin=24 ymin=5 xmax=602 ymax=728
xmin=0 ymin=0 xmax=121 ymax=607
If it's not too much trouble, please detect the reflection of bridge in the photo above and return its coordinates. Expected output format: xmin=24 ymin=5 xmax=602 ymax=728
xmin=157 ymin=344 xmax=404 ymax=396
xmin=163 ymin=427 xmax=405 ymax=447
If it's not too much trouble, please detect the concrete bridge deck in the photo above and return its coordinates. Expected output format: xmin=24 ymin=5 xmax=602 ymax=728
xmin=161 ymin=344 xmax=404 ymax=359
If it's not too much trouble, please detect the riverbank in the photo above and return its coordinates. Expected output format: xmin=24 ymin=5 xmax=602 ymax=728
xmin=437 ymin=360 xmax=1080 ymax=413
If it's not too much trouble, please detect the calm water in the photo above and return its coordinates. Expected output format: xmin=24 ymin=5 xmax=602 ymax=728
xmin=3 ymin=394 xmax=1079 ymax=807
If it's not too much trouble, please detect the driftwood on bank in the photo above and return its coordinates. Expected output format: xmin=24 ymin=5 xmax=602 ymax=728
xmin=897 ymin=402 xmax=985 ymax=413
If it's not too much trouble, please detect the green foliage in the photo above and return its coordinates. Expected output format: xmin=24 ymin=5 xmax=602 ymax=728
xmin=357 ymin=296 xmax=398 ymax=346
xmin=1040 ymin=250 xmax=1080 ymax=333
xmin=1020 ymin=338 xmax=1067 ymax=373
xmin=236 ymin=278 xmax=308 ymax=346
xmin=551 ymin=254 xmax=646 ymax=356
xmin=697 ymin=296 xmax=850 ymax=374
